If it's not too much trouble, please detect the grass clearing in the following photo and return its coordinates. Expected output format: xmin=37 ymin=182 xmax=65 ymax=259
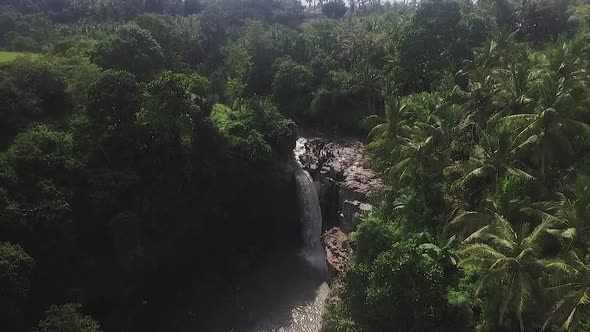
xmin=0 ymin=51 xmax=40 ymax=64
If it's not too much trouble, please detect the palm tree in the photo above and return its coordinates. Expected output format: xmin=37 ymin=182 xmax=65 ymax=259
xmin=455 ymin=65 xmax=500 ymax=127
xmin=502 ymin=74 xmax=590 ymax=179
xmin=448 ymin=175 xmax=534 ymax=238
xmin=366 ymin=97 xmax=414 ymax=168
xmin=544 ymin=38 xmax=588 ymax=87
xmin=528 ymin=177 xmax=590 ymax=250
xmin=543 ymin=253 xmax=590 ymax=332
xmin=493 ymin=57 xmax=539 ymax=119
xmin=389 ymin=132 xmax=440 ymax=185
xmin=460 ymin=219 xmax=570 ymax=332
xmin=458 ymin=122 xmax=536 ymax=193
xmin=351 ymin=61 xmax=383 ymax=116
xmin=367 ymin=97 xmax=412 ymax=141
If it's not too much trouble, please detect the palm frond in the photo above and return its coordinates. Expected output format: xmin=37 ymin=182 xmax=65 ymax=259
xmin=446 ymin=211 xmax=495 ymax=238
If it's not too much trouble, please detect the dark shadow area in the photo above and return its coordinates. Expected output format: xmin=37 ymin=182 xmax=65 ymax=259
xmin=168 ymin=248 xmax=327 ymax=332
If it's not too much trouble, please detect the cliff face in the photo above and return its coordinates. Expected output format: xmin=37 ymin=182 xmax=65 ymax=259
xmin=295 ymin=137 xmax=382 ymax=282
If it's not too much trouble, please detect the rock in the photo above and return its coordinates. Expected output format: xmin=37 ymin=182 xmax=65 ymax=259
xmin=319 ymin=176 xmax=339 ymax=228
xmin=321 ymin=227 xmax=352 ymax=284
xmin=339 ymin=200 xmax=374 ymax=232
xmin=295 ymin=137 xmax=382 ymax=230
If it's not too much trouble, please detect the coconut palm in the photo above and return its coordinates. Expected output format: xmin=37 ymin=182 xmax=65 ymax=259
xmin=493 ymin=58 xmax=539 ymax=118
xmin=367 ymin=96 xmax=413 ymax=142
xmin=461 ymin=219 xmax=571 ymax=332
xmin=366 ymin=97 xmax=415 ymax=169
xmin=502 ymin=74 xmax=590 ymax=179
xmin=448 ymin=174 xmax=534 ymax=239
xmin=527 ymin=177 xmax=590 ymax=249
xmin=389 ymin=132 xmax=441 ymax=185
xmin=458 ymin=122 xmax=536 ymax=193
xmin=543 ymin=253 xmax=590 ymax=332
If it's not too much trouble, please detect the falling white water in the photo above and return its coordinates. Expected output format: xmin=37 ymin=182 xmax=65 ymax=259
xmin=294 ymin=164 xmax=327 ymax=272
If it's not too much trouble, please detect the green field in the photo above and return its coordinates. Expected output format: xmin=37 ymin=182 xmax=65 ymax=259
xmin=0 ymin=51 xmax=39 ymax=63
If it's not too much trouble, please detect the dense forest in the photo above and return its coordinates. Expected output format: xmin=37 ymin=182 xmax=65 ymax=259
xmin=1 ymin=0 xmax=590 ymax=331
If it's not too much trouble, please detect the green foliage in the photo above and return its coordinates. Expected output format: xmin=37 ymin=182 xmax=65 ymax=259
xmin=0 ymin=125 xmax=82 ymax=233
xmin=211 ymin=100 xmax=297 ymax=162
xmin=517 ymin=0 xmax=573 ymax=43
xmin=330 ymin=3 xmax=590 ymax=330
xmin=272 ymin=56 xmax=313 ymax=119
xmin=8 ymin=35 xmax=41 ymax=52
xmin=142 ymin=70 xmax=211 ymax=151
xmin=0 ymin=58 xmax=70 ymax=146
xmin=340 ymin=234 xmax=470 ymax=332
xmin=86 ymin=70 xmax=141 ymax=125
xmin=0 ymin=51 xmax=39 ymax=63
xmin=0 ymin=242 xmax=34 ymax=326
xmin=32 ymin=303 xmax=101 ymax=332
xmin=394 ymin=0 xmax=493 ymax=94
xmin=91 ymin=24 xmax=164 ymax=80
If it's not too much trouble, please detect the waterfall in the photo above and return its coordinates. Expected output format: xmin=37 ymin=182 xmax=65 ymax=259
xmin=248 ymin=145 xmax=328 ymax=332
xmin=294 ymin=162 xmax=326 ymax=272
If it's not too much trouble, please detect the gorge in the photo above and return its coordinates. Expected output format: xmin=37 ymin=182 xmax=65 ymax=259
xmin=250 ymin=136 xmax=380 ymax=332
xmin=172 ymin=136 xmax=378 ymax=332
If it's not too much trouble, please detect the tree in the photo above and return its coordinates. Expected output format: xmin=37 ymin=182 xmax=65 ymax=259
xmin=0 ymin=242 xmax=34 ymax=329
xmin=458 ymin=122 xmax=536 ymax=194
xmin=368 ymin=97 xmax=412 ymax=144
xmin=86 ymin=70 xmax=141 ymax=126
xmin=389 ymin=132 xmax=441 ymax=186
xmin=460 ymin=219 xmax=570 ymax=332
xmin=394 ymin=0 xmax=463 ymax=94
xmin=502 ymin=75 xmax=590 ymax=179
xmin=0 ymin=59 xmax=70 ymax=147
xmin=271 ymin=56 xmax=313 ymax=119
xmin=92 ymin=24 xmax=164 ymax=80
xmin=322 ymin=0 xmax=347 ymax=19
xmin=0 ymin=125 xmax=81 ymax=248
xmin=143 ymin=71 xmax=205 ymax=150
xmin=133 ymin=14 xmax=183 ymax=67
xmin=366 ymin=97 xmax=414 ymax=168
xmin=342 ymin=237 xmax=469 ymax=332
xmin=32 ymin=303 xmax=101 ymax=332
xmin=517 ymin=0 xmax=572 ymax=43
xmin=529 ymin=177 xmax=590 ymax=250
xmin=222 ymin=41 xmax=253 ymax=103
xmin=543 ymin=253 xmax=590 ymax=331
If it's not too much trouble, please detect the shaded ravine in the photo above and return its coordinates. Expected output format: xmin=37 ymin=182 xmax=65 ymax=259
xmin=249 ymin=158 xmax=329 ymax=331
xmin=171 ymin=140 xmax=330 ymax=332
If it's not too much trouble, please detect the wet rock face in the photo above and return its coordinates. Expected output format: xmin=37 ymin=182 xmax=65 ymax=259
xmin=295 ymin=137 xmax=382 ymax=232
xmin=296 ymin=137 xmax=382 ymax=284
